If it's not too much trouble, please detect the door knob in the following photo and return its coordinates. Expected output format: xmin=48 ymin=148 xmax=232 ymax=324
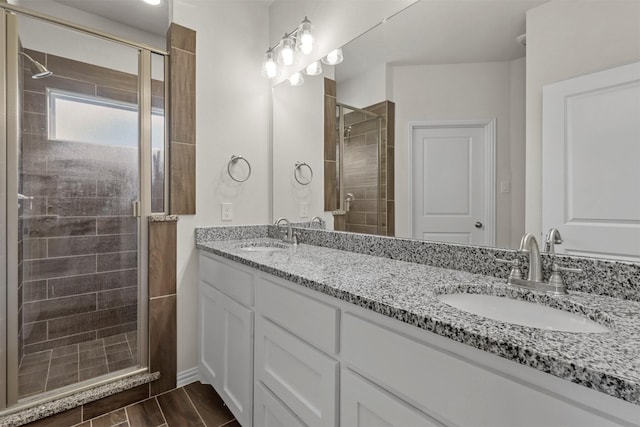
xmin=475 ymin=222 xmax=483 ymax=229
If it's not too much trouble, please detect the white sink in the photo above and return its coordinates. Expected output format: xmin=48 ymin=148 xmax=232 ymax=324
xmin=437 ymin=293 xmax=610 ymax=333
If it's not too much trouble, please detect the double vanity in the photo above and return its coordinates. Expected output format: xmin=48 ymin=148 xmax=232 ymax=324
xmin=195 ymin=225 xmax=640 ymax=426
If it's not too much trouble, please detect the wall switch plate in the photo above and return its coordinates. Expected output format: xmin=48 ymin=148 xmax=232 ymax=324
xmin=221 ymin=202 xmax=233 ymax=221
xmin=300 ymin=202 xmax=309 ymax=218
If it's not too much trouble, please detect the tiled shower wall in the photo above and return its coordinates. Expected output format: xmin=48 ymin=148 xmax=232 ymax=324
xmin=341 ymin=101 xmax=395 ymax=236
xmin=18 ymin=49 xmax=161 ymax=359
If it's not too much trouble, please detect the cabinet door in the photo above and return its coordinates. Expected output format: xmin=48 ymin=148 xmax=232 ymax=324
xmin=199 ymin=282 xmax=254 ymax=427
xmin=254 ymin=382 xmax=306 ymax=427
xmin=255 ymin=316 xmax=338 ymax=427
xmin=341 ymin=369 xmax=443 ymax=427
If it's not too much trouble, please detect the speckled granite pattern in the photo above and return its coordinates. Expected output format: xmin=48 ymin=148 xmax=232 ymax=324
xmin=0 ymin=372 xmax=159 ymax=426
xmin=148 ymin=215 xmax=178 ymax=222
xmin=281 ymin=227 xmax=640 ymax=302
xmin=195 ymin=225 xmax=269 ymax=242
xmin=197 ymin=237 xmax=640 ymax=405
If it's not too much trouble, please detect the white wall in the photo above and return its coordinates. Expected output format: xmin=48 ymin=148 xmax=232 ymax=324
xmin=525 ymin=0 xmax=640 ymax=239
xmin=268 ymin=0 xmax=416 ymax=85
xmin=337 ymin=63 xmax=387 ymax=108
xmin=172 ymin=0 xmax=272 ymax=374
xmin=272 ymin=70 xmax=326 ymax=222
xmin=393 ymin=60 xmax=525 ymax=248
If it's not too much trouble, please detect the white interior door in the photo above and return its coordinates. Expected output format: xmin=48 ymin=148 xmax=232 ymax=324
xmin=542 ymin=62 xmax=640 ymax=261
xmin=411 ymin=121 xmax=495 ymax=245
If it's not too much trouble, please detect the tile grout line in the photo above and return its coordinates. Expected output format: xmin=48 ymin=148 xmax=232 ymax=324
xmin=154 ymin=395 xmax=170 ymax=427
xmin=219 ymin=419 xmax=238 ymax=427
xmin=181 ymin=386 xmax=208 ymax=427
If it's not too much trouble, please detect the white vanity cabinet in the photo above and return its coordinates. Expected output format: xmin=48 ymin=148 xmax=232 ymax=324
xmin=199 ymin=253 xmax=255 ymax=427
xmin=198 ymin=250 xmax=640 ymax=427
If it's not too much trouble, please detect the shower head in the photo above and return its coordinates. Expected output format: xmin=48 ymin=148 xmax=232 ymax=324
xmin=19 ymin=52 xmax=53 ymax=79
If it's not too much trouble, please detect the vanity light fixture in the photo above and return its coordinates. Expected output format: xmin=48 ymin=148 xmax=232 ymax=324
xmin=304 ymin=60 xmax=322 ymax=76
xmin=288 ymin=72 xmax=304 ymax=87
xmin=262 ymin=16 xmax=314 ymax=79
xmin=143 ymin=0 xmax=161 ymax=5
xmin=322 ymin=48 xmax=344 ymax=66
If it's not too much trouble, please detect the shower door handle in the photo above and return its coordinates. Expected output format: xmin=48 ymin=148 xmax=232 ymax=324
xmin=132 ymin=201 xmax=141 ymax=218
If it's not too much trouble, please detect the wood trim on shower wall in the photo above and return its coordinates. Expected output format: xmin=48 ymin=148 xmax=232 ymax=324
xmin=324 ymin=78 xmax=338 ymax=212
xmin=168 ymin=23 xmax=196 ymax=215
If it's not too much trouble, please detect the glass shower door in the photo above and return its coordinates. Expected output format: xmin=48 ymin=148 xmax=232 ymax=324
xmin=12 ymin=13 xmax=144 ymax=401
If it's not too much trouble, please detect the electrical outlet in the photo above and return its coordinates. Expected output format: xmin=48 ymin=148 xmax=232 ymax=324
xmin=500 ymin=181 xmax=511 ymax=193
xmin=299 ymin=202 xmax=309 ymax=218
xmin=221 ymin=202 xmax=233 ymax=221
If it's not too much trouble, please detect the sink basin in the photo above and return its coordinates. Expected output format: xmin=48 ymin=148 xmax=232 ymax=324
xmin=238 ymin=243 xmax=289 ymax=253
xmin=437 ymin=293 xmax=610 ymax=333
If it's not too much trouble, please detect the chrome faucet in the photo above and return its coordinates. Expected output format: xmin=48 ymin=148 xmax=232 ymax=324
xmin=496 ymin=232 xmax=581 ymax=295
xmin=309 ymin=216 xmax=324 ymax=228
xmin=544 ymin=228 xmax=563 ymax=253
xmin=518 ymin=233 xmax=543 ymax=283
xmin=274 ymin=217 xmax=297 ymax=244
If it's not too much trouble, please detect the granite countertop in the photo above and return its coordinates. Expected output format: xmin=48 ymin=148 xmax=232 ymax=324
xmin=196 ymin=237 xmax=640 ymax=406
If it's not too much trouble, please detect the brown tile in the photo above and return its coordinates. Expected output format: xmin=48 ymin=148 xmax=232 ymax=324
xmin=24 ymin=331 xmax=97 ymax=355
xmin=184 ymin=382 xmax=234 ymax=427
xmin=22 ymin=112 xmax=47 ymax=135
xmin=386 ymin=144 xmax=395 ymax=200
xmin=79 ymin=364 xmax=108 ymax=381
xmin=324 ymin=161 xmax=338 ymax=211
xmin=46 ymin=370 xmax=79 ymax=390
xmin=97 ymin=85 xmax=138 ymax=104
xmin=21 ymin=351 xmax=51 ymax=365
xmin=24 ymin=407 xmax=82 ymax=427
xmin=103 ymin=333 xmax=127 ymax=346
xmin=324 ymin=77 xmax=336 ymax=97
xmin=91 ymin=408 xmax=128 ymax=427
xmin=169 ymin=49 xmax=195 ymax=144
xmin=387 ymin=200 xmax=395 ymax=237
xmin=23 ymin=321 xmax=48 ymax=345
xmin=149 ymin=221 xmax=176 ymax=297
xmin=23 ymin=90 xmax=46 ymax=113
xmin=23 ymin=239 xmax=48 ymax=260
xmin=169 ymin=143 xmax=195 ymax=215
xmin=51 ymin=344 xmax=78 ymax=358
xmin=23 ymin=72 xmax=96 ymax=96
xmin=106 ymin=349 xmax=133 ymax=365
xmin=324 ymin=94 xmax=337 ymax=161
xmin=97 ymin=234 xmax=138 ymax=253
xmin=156 ymin=388 xmax=204 ymax=427
xmin=105 ymin=342 xmax=129 ymax=354
xmin=333 ymin=213 xmax=346 ymax=231
xmin=126 ymin=397 xmax=166 ymax=427
xmin=149 ymin=295 xmax=176 ymax=395
xmin=23 ymin=293 xmax=96 ymax=323
xmin=48 ymin=269 xmax=137 ymax=298
xmin=97 ymin=251 xmax=137 ymax=272
xmin=97 ymin=217 xmax=137 ymax=235
xmin=51 ymin=353 xmax=80 ymax=367
xmin=168 ymin=23 xmax=196 ymax=53
xmin=47 ymin=305 xmax=136 ymax=339
xmin=18 ymin=380 xmax=46 ymax=398
xmin=220 ymin=420 xmax=241 ymax=427
xmin=46 ymin=197 xmax=132 ymax=217
xmin=48 ymin=360 xmax=78 ymax=378
xmin=47 ymin=53 xmax=137 ymax=92
xmin=83 ymin=384 xmax=149 ymax=420
xmin=23 ymin=217 xmax=97 ymax=239
xmin=107 ymin=358 xmax=136 ymax=372
xmin=97 ymin=322 xmax=138 ymax=339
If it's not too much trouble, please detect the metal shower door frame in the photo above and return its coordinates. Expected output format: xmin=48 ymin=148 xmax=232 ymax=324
xmin=0 ymin=5 xmax=165 ymax=411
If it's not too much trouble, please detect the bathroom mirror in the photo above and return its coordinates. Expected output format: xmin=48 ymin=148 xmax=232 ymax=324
xmin=271 ymin=0 xmax=640 ymax=260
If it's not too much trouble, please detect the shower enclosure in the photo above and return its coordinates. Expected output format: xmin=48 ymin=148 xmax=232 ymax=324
xmin=335 ymin=103 xmax=393 ymax=236
xmin=1 ymin=5 xmax=167 ymax=411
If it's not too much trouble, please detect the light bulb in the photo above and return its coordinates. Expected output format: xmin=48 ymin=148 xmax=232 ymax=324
xmin=304 ymin=61 xmax=322 ymax=76
xmin=289 ymin=72 xmax=304 ymax=87
xmin=143 ymin=0 xmax=161 ymax=5
xmin=298 ymin=17 xmax=314 ymax=55
xmin=280 ymin=34 xmax=295 ymax=66
xmin=322 ymin=48 xmax=344 ymax=65
xmin=261 ymin=49 xmax=277 ymax=78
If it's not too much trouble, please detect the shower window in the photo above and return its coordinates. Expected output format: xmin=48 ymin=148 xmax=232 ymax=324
xmin=48 ymin=90 xmax=165 ymax=149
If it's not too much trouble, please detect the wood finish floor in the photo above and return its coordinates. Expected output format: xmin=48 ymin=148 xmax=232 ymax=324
xmin=27 ymin=382 xmax=238 ymax=427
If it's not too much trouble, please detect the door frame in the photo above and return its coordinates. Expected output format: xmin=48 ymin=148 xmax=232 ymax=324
xmin=408 ymin=119 xmax=496 ymax=246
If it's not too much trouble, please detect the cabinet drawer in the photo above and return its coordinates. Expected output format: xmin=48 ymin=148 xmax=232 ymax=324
xmin=200 ymin=252 xmax=254 ymax=306
xmin=341 ymin=368 xmax=443 ymax=427
xmin=342 ymin=313 xmax=620 ymax=427
xmin=256 ymin=275 xmax=339 ymax=354
xmin=255 ymin=316 xmax=338 ymax=427
xmin=254 ymin=382 xmax=305 ymax=427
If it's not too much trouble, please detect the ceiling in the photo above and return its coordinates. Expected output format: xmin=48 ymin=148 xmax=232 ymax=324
xmin=52 ymin=0 xmax=170 ymax=36
xmin=337 ymin=0 xmax=548 ymax=82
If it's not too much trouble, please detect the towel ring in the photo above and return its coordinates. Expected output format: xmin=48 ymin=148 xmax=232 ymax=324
xmin=294 ymin=161 xmax=313 ymax=185
xmin=228 ymin=155 xmax=252 ymax=183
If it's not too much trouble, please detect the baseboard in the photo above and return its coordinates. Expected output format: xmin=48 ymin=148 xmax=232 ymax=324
xmin=177 ymin=367 xmax=200 ymax=388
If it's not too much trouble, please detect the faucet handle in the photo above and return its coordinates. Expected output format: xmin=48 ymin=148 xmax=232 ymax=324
xmin=548 ymin=263 xmax=583 ymax=289
xmin=496 ymin=258 xmax=523 ymax=280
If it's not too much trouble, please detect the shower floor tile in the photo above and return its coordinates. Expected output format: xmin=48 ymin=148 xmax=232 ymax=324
xmin=18 ymin=333 xmax=138 ymax=399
